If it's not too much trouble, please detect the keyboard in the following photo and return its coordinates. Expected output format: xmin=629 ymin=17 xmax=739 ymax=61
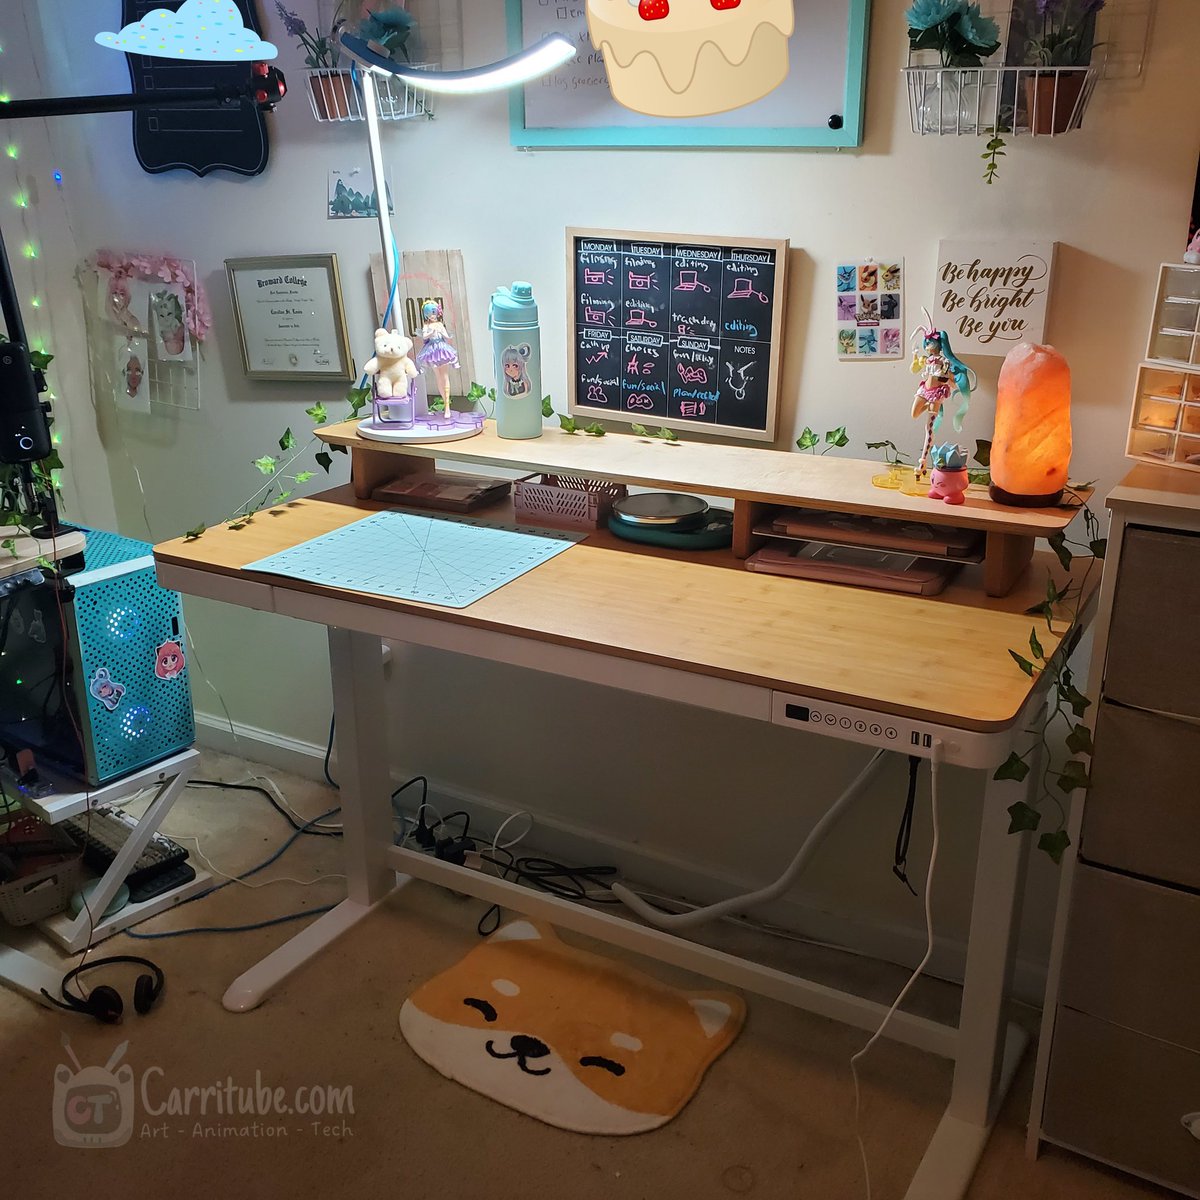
xmin=61 ymin=806 xmax=189 ymax=889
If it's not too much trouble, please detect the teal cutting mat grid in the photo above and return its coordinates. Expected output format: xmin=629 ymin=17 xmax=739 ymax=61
xmin=246 ymin=511 xmax=583 ymax=609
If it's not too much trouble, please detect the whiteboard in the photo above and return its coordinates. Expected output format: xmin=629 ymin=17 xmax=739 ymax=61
xmin=507 ymin=0 xmax=870 ymax=148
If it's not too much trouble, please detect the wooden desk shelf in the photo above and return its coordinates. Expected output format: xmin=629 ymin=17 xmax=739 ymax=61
xmin=317 ymin=420 xmax=1083 ymax=596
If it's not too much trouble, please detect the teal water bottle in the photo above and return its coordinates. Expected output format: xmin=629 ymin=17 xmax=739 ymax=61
xmin=489 ymin=282 xmax=543 ymax=440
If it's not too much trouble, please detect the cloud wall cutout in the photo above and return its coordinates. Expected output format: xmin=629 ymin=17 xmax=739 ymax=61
xmin=96 ymin=0 xmax=278 ymax=62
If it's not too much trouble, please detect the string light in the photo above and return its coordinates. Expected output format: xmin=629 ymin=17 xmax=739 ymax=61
xmin=13 ymin=191 xmax=27 ymax=208
xmin=4 ymin=145 xmax=16 ymax=159
xmin=52 ymin=169 xmax=62 ymax=185
xmin=29 ymin=297 xmax=40 ymax=308
xmin=0 ymin=93 xmax=10 ymax=104
xmin=22 ymin=242 xmax=37 ymax=259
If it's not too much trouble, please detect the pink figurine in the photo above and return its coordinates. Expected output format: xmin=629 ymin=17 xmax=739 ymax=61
xmin=1186 ymin=229 xmax=1200 ymax=265
xmin=927 ymin=443 xmax=970 ymax=505
xmin=415 ymin=300 xmax=459 ymax=417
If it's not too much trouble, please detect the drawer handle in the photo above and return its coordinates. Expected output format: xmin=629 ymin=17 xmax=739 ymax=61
xmin=1184 ymin=1113 xmax=1200 ymax=1142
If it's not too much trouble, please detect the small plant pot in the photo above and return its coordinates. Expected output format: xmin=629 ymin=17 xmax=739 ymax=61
xmin=1024 ymin=72 xmax=1085 ymax=135
xmin=308 ymin=70 xmax=355 ymax=121
xmin=928 ymin=466 xmax=970 ymax=505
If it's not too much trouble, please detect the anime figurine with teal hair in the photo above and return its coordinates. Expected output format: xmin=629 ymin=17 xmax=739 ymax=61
xmin=910 ymin=311 xmax=976 ymax=477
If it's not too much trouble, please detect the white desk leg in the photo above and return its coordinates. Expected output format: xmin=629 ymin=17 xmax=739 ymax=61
xmin=0 ymin=939 xmax=63 ymax=1007
xmin=223 ymin=628 xmax=398 ymax=1012
xmin=905 ymin=747 xmax=1036 ymax=1200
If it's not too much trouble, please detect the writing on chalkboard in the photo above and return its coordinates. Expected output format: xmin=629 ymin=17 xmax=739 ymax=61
xmin=568 ymin=229 xmax=788 ymax=442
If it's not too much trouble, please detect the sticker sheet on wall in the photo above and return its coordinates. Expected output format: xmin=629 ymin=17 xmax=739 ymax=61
xmin=837 ymin=259 xmax=904 ymax=360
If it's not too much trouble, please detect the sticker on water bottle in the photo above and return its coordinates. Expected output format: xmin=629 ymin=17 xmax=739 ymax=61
xmin=499 ymin=343 xmax=533 ymax=398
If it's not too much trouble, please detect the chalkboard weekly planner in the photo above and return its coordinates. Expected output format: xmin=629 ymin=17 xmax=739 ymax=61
xmin=567 ymin=229 xmax=789 ymax=442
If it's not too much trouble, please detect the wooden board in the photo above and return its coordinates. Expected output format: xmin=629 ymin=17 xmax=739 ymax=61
xmin=318 ymin=420 xmax=1086 ymax=538
xmin=567 ymin=229 xmax=788 ymax=442
xmin=155 ymin=487 xmax=1095 ymax=731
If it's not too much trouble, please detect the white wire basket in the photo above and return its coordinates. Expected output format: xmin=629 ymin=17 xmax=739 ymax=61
xmin=902 ymin=63 xmax=1100 ymax=137
xmin=306 ymin=66 xmax=436 ymax=123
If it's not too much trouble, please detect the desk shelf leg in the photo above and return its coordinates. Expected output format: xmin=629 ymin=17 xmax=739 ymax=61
xmin=983 ymin=532 xmax=1035 ymax=598
xmin=222 ymin=627 xmax=399 ymax=1012
xmin=905 ymin=737 xmax=1038 ymax=1199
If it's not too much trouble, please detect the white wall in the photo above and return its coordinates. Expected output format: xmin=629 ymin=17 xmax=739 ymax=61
xmin=14 ymin=1 xmax=1200 ymax=982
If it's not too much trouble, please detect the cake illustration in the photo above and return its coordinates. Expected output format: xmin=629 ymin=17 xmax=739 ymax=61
xmin=586 ymin=0 xmax=795 ymax=118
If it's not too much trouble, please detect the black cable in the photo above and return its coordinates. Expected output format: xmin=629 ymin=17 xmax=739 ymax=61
xmin=323 ymin=714 xmax=337 ymax=789
xmin=893 ymin=756 xmax=921 ymax=898
xmin=475 ymin=849 xmax=619 ymax=937
xmin=189 ymin=779 xmax=342 ymax=837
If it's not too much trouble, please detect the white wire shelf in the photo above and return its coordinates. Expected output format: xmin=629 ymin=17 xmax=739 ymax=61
xmin=902 ymin=64 xmax=1100 ymax=137
xmin=306 ymin=66 xmax=436 ymax=123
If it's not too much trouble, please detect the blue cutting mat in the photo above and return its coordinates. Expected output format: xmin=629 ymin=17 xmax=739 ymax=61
xmin=245 ymin=511 xmax=582 ymax=609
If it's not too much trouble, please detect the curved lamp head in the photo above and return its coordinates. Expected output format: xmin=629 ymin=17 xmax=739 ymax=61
xmin=339 ymin=32 xmax=575 ymax=95
xmin=96 ymin=0 xmax=278 ymax=61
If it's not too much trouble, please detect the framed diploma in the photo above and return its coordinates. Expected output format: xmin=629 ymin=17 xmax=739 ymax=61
xmin=225 ymin=254 xmax=355 ymax=381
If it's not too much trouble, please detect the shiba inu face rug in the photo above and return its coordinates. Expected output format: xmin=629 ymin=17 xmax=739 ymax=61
xmin=399 ymin=920 xmax=745 ymax=1135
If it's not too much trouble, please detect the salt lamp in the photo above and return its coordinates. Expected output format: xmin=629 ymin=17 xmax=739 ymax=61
xmin=990 ymin=343 xmax=1072 ymax=507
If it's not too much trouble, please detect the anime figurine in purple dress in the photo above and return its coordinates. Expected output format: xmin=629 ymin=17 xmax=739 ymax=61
xmin=416 ymin=300 xmax=459 ymax=416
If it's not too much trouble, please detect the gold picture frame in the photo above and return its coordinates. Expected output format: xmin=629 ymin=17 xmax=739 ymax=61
xmin=225 ymin=254 xmax=355 ymax=381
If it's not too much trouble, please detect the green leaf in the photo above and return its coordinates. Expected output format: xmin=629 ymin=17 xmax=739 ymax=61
xmin=345 ymin=387 xmax=370 ymax=417
xmin=630 ymin=424 xmax=650 ymax=437
xmin=1006 ymin=799 xmax=1041 ymax=833
xmin=1037 ymin=829 xmax=1071 ymax=865
xmin=252 ymin=456 xmax=278 ymax=476
xmin=315 ymin=451 xmax=333 ymax=474
xmin=428 ymin=396 xmax=446 ymax=413
xmin=824 ymin=425 xmax=850 ymax=449
xmin=865 ymin=440 xmax=891 ymax=450
xmin=466 ymin=382 xmax=487 ymax=404
xmin=305 ymin=402 xmax=328 ymax=425
xmin=1008 ymin=649 xmax=1036 ymax=677
xmin=183 ymin=525 xmax=205 ymax=542
xmin=1059 ymin=678 xmax=1091 ymax=718
xmin=1056 ymin=759 xmax=1091 ymax=793
xmin=659 ymin=427 xmax=679 ymax=442
xmin=36 ymin=555 xmax=54 ymax=571
xmin=228 ymin=520 xmax=247 ymax=531
xmin=1065 ymin=723 xmax=1094 ymax=756
xmin=584 ymin=422 xmax=606 ymax=437
xmin=29 ymin=350 xmax=53 ymax=372
xmin=994 ymin=752 xmax=1031 ymax=783
xmin=1088 ymin=538 xmax=1107 ymax=560
xmin=293 ymin=471 xmax=314 ymax=484
xmin=1047 ymin=530 xmax=1073 ymax=571
xmin=796 ymin=427 xmax=819 ymax=452
xmin=1046 ymin=573 xmax=1061 ymax=604
xmin=1024 ymin=601 xmax=1054 ymax=623
xmin=541 ymin=396 xmax=554 ymax=418
xmin=1029 ymin=626 xmax=1045 ymax=661
xmin=967 ymin=469 xmax=991 ymax=486
xmin=973 ymin=439 xmax=992 ymax=467
xmin=278 ymin=427 xmax=297 ymax=453
xmin=330 ymin=443 xmax=347 ymax=455
xmin=558 ymin=415 xmax=578 ymax=434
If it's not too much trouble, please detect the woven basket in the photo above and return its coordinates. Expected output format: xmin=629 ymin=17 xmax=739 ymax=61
xmin=0 ymin=814 xmax=83 ymax=926
xmin=513 ymin=474 xmax=627 ymax=531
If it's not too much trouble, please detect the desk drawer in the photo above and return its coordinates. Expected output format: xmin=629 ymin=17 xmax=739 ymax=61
xmin=1105 ymin=526 xmax=1200 ymax=719
xmin=1060 ymin=865 xmax=1200 ymax=1053
xmin=1043 ymin=1007 xmax=1200 ymax=1195
xmin=1083 ymin=702 xmax=1200 ymax=890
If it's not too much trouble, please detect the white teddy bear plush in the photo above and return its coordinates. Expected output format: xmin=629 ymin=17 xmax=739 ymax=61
xmin=364 ymin=327 xmax=418 ymax=399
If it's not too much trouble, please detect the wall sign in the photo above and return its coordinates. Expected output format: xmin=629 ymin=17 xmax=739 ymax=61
xmin=225 ymin=255 xmax=354 ymax=381
xmin=119 ymin=0 xmax=271 ymax=177
xmin=934 ymin=240 xmax=1057 ymax=357
xmin=567 ymin=228 xmax=789 ymax=442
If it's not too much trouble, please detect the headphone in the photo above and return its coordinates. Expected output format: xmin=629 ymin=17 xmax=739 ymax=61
xmin=40 ymin=956 xmax=165 ymax=1025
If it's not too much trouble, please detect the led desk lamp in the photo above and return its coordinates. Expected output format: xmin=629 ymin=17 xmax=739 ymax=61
xmin=338 ymin=31 xmax=574 ymax=446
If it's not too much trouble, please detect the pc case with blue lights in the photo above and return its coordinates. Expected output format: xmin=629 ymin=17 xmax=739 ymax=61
xmin=0 ymin=528 xmax=195 ymax=786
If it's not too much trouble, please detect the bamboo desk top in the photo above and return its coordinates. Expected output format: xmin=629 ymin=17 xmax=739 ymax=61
xmin=155 ymin=485 xmax=1093 ymax=733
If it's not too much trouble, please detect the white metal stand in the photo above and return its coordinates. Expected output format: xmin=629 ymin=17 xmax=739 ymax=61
xmin=0 ymin=749 xmax=209 ymax=1007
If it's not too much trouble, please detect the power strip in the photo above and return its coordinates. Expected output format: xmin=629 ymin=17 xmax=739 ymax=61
xmin=770 ymin=692 xmax=1013 ymax=769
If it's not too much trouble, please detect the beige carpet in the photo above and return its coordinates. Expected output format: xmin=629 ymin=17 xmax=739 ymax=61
xmin=0 ymin=750 xmax=1168 ymax=1199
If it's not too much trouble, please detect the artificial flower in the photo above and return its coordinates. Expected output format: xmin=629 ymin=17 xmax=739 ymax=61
xmin=274 ymin=2 xmax=308 ymax=38
xmin=905 ymin=0 xmax=965 ymax=31
xmin=957 ymin=3 xmax=1001 ymax=50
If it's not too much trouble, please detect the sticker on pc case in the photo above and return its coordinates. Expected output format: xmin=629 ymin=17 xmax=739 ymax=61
xmin=154 ymin=640 xmax=186 ymax=681
xmin=89 ymin=667 xmax=126 ymax=712
xmin=27 ymin=609 xmax=46 ymax=644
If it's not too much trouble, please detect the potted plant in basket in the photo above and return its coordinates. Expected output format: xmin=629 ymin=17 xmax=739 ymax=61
xmin=1017 ymin=0 xmax=1105 ymax=135
xmin=905 ymin=1 xmax=1003 ymax=135
xmin=276 ymin=1 xmax=355 ymax=120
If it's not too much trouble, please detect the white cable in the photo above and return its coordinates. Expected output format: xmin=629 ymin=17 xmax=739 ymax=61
xmin=612 ymin=750 xmax=891 ymax=930
xmin=849 ymin=740 xmax=943 ymax=1200
xmin=167 ymin=833 xmax=345 ymax=891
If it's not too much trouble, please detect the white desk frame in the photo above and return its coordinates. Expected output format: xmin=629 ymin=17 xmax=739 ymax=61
xmin=158 ymin=555 xmax=1063 ymax=1200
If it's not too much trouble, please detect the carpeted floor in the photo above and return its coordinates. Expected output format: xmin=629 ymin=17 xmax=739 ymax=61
xmin=0 ymin=750 xmax=1169 ymax=1200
